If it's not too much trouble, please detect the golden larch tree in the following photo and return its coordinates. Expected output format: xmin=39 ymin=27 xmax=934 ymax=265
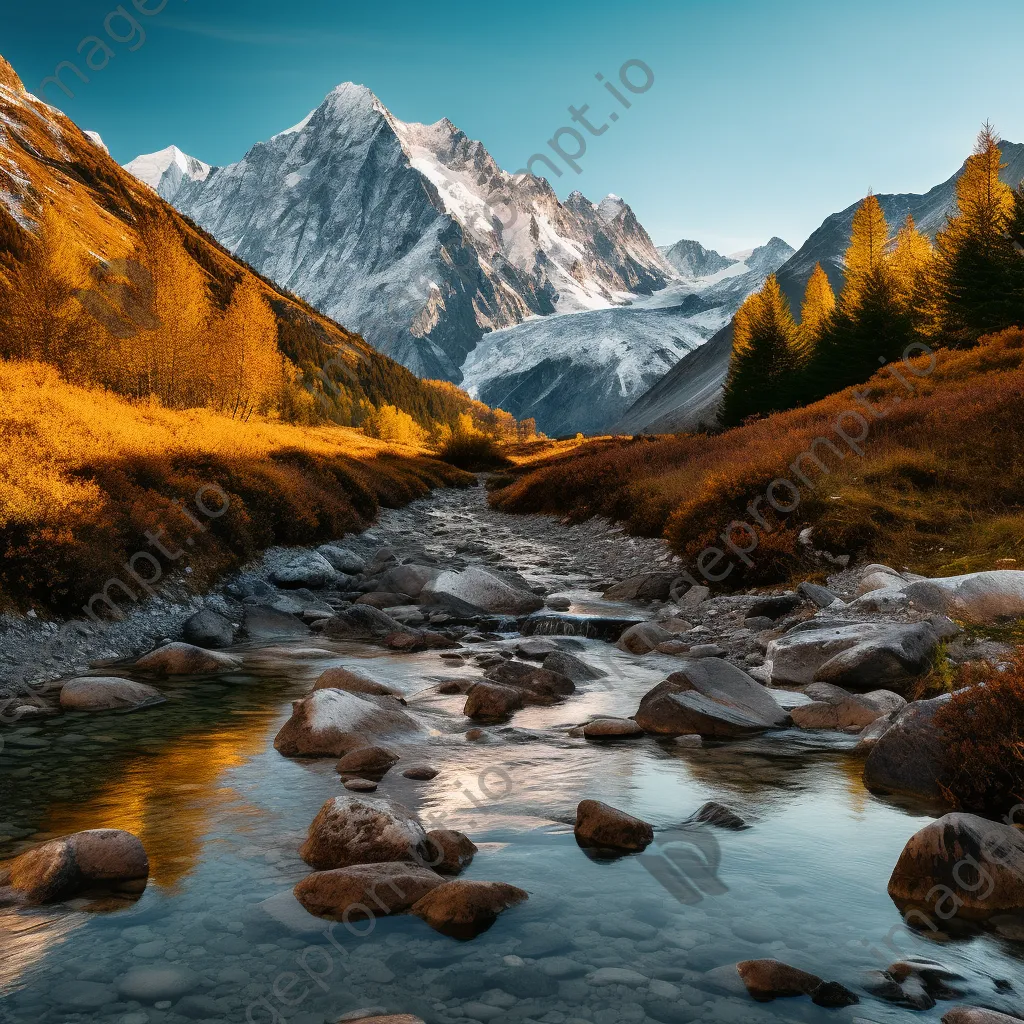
xmin=843 ymin=193 xmax=891 ymax=310
xmin=797 ymin=263 xmax=836 ymax=361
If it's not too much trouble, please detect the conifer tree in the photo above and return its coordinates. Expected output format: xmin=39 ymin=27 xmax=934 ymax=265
xmin=797 ymin=263 xmax=836 ymax=361
xmin=889 ymin=215 xmax=934 ymax=333
xmin=720 ymin=276 xmax=799 ymax=426
xmin=933 ymin=123 xmax=1019 ymax=342
xmin=843 ymin=193 xmax=890 ymax=312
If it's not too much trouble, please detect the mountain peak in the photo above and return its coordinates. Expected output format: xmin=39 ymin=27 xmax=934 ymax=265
xmin=124 ymin=145 xmax=212 ymax=200
xmin=660 ymin=238 xmax=738 ymax=279
xmin=597 ymin=194 xmax=627 ymax=223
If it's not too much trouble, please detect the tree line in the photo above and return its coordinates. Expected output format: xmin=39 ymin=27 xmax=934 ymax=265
xmin=721 ymin=124 xmax=1024 ymax=425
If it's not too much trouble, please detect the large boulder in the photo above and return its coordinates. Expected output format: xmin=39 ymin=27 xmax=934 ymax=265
xmin=410 ymin=879 xmax=528 ymax=939
xmin=293 ymin=862 xmax=443 ymax=920
xmin=765 ymin=618 xmax=942 ymax=692
xmin=728 ymin=959 xmax=857 ymax=1007
xmin=376 ymin=564 xmax=443 ymax=599
xmin=271 ymin=553 xmax=337 ymax=589
xmin=464 ymin=682 xmax=524 ymax=721
xmin=791 ymin=688 xmax=906 ymax=731
xmin=889 ymin=814 xmax=1024 ymax=917
xmin=313 ymin=666 xmax=403 ymax=698
xmin=484 ymin=661 xmax=575 ymax=703
xmin=421 ymin=566 xmax=544 ymax=616
xmin=616 ymin=622 xmax=677 ymax=655
xmin=299 ymin=796 xmax=429 ymax=870
xmin=603 ymin=573 xmax=679 ymax=602
xmin=320 ymin=606 xmax=408 ymax=641
xmin=134 ymin=642 xmax=241 ymax=676
xmin=181 ymin=608 xmax=234 ymax=648
xmin=901 ymin=570 xmax=1024 ymax=625
xmin=863 ymin=695 xmax=951 ymax=802
xmin=0 ymin=829 xmax=148 ymax=904
xmin=274 ymin=689 xmax=420 ymax=758
xmin=317 ymin=544 xmax=365 ymax=574
xmin=543 ymin=650 xmax=605 ymax=682
xmin=942 ymin=1009 xmax=1024 ymax=1024
xmin=59 ymin=677 xmax=164 ymax=712
xmin=635 ymin=660 xmax=789 ymax=738
xmin=574 ymin=799 xmax=653 ymax=854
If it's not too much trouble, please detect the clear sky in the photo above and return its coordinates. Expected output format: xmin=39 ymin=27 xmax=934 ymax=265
xmin=6 ymin=0 xmax=1024 ymax=252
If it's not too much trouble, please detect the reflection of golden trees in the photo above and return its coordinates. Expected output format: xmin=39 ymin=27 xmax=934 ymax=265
xmin=42 ymin=710 xmax=277 ymax=889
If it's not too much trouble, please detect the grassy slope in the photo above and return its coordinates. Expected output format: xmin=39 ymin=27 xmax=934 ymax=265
xmin=491 ymin=329 xmax=1024 ymax=588
xmin=0 ymin=361 xmax=471 ymax=615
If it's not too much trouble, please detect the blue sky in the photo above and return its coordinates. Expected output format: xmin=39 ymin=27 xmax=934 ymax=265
xmin=6 ymin=0 xmax=1024 ymax=251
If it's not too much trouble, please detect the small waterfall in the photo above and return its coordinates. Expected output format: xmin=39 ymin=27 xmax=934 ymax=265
xmin=518 ymin=614 xmax=641 ymax=642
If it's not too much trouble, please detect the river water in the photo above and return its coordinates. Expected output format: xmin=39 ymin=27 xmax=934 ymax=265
xmin=0 ymin=490 xmax=1021 ymax=1024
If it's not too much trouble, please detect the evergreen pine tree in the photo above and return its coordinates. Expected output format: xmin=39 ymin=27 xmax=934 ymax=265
xmin=797 ymin=263 xmax=836 ymax=361
xmin=889 ymin=215 xmax=934 ymax=335
xmin=843 ymin=193 xmax=890 ymax=312
xmin=933 ymin=123 xmax=1019 ymax=342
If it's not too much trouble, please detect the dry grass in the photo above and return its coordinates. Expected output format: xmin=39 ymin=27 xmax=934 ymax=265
xmin=490 ymin=329 xmax=1024 ymax=587
xmin=0 ymin=362 xmax=471 ymax=614
xmin=935 ymin=654 xmax=1024 ymax=814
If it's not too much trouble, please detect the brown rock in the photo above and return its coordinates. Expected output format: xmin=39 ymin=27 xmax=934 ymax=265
xmin=1 ymin=829 xmax=149 ymax=904
xmin=344 ymin=779 xmax=378 ymax=792
xmin=313 ymin=666 xmax=403 ymax=698
xmin=582 ymin=718 xmax=645 ymax=740
xmin=299 ymin=796 xmax=428 ymax=870
xmin=464 ymin=682 xmax=524 ymax=721
xmin=59 ymin=677 xmax=164 ymax=712
xmin=736 ymin=959 xmax=823 ymax=1000
xmin=336 ymin=746 xmax=400 ymax=778
xmin=942 ymin=1009 xmax=1024 ymax=1024
xmin=423 ymin=829 xmax=478 ymax=874
xmin=134 ymin=642 xmax=241 ymax=675
xmin=402 ymin=766 xmax=439 ymax=781
xmin=574 ymin=799 xmax=653 ymax=854
xmin=616 ymin=622 xmax=676 ymax=655
xmin=411 ymin=879 xmax=528 ymax=939
xmin=293 ymin=862 xmax=444 ymax=920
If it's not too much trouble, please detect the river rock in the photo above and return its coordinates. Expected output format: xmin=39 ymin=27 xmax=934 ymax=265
xmin=293 ymin=862 xmax=444 ymax=920
xmin=574 ymin=799 xmax=653 ymax=853
xmin=336 ymin=745 xmax=400 ymax=778
xmin=900 ymin=570 xmax=1024 ymax=625
xmin=1 ymin=829 xmax=148 ymax=904
xmin=376 ymin=564 xmax=443 ymax=598
xmin=747 ymin=593 xmax=803 ymax=620
xmin=583 ymin=718 xmax=645 ymax=740
xmin=181 ymin=608 xmax=234 ymax=648
xmin=765 ymin=618 xmax=941 ymax=692
xmin=274 ymin=689 xmax=420 ymax=758
xmin=686 ymin=801 xmax=749 ymax=830
xmin=320 ymin=606 xmax=409 ymax=641
xmin=942 ymin=1009 xmax=1024 ymax=1023
xmin=317 ymin=544 xmax=365 ymax=574
xmin=791 ymin=689 xmax=905 ymax=731
xmin=411 ymin=879 xmax=528 ymax=939
xmin=343 ymin=1018 xmax=424 ymax=1024
xmin=272 ymin=552 xmax=337 ymax=589
xmin=59 ymin=677 xmax=165 ymax=712
xmin=616 ymin=622 xmax=676 ymax=655
xmin=603 ymin=573 xmax=679 ymax=601
xmin=116 ymin=965 xmax=201 ymax=1002
xmin=484 ymin=661 xmax=575 ymax=702
xmin=676 ymin=584 xmax=711 ymax=612
xmin=356 ymin=592 xmax=412 ymax=609
xmin=421 ymin=566 xmax=544 ymax=616
xmin=299 ymin=796 xmax=429 ymax=870
xmin=799 ymin=581 xmax=839 ymax=608
xmin=516 ymin=638 xmax=560 ymax=660
xmin=863 ymin=695 xmax=951 ymax=801
xmin=134 ymin=642 xmax=241 ymax=676
xmin=313 ymin=666 xmax=403 ymax=698
xmin=402 ymin=766 xmax=439 ymax=780
xmin=635 ymin=660 xmax=788 ymax=738
xmin=344 ymin=778 xmax=378 ymax=792
xmin=423 ymin=829 xmax=478 ymax=874
xmin=888 ymin=813 xmax=1024 ymax=915
xmin=735 ymin=959 xmax=823 ymax=1000
xmin=464 ymin=682 xmax=524 ymax=720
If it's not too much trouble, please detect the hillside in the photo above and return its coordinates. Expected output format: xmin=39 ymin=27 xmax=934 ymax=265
xmin=491 ymin=328 xmax=1024 ymax=587
xmin=0 ymin=56 xmax=489 ymax=432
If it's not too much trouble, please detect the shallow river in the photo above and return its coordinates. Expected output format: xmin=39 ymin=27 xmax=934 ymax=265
xmin=0 ymin=493 xmax=1021 ymax=1024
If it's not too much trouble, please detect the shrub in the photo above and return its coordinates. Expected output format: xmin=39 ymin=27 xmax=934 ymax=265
xmin=934 ymin=654 xmax=1024 ymax=814
xmin=438 ymin=431 xmax=512 ymax=472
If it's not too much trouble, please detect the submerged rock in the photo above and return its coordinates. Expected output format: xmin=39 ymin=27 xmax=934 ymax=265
xmin=1 ymin=829 xmax=148 ymax=904
xmin=293 ymin=862 xmax=443 ymax=920
xmin=685 ymin=801 xmax=749 ymax=831
xmin=134 ymin=642 xmax=241 ymax=675
xmin=274 ymin=689 xmax=420 ymax=758
xmin=59 ymin=676 xmax=164 ymax=712
xmin=888 ymin=813 xmax=1024 ymax=916
xmin=299 ymin=796 xmax=428 ymax=870
xmin=411 ymin=879 xmax=528 ymax=939
xmin=574 ymin=799 xmax=653 ymax=854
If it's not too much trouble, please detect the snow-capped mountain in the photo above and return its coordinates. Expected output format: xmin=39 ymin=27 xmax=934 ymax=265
xmin=659 ymin=238 xmax=737 ymax=279
xmin=463 ymin=237 xmax=794 ymax=435
xmin=124 ymin=145 xmax=211 ymax=202
xmin=126 ymin=84 xmax=672 ymax=382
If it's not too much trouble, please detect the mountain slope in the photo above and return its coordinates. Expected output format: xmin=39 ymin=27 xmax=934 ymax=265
xmin=0 ymin=57 xmax=482 ymax=431
xmin=615 ymin=147 xmax=1024 ymax=434
xmin=659 ymin=238 xmax=738 ymax=278
xmin=128 ymin=84 xmax=672 ymax=382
